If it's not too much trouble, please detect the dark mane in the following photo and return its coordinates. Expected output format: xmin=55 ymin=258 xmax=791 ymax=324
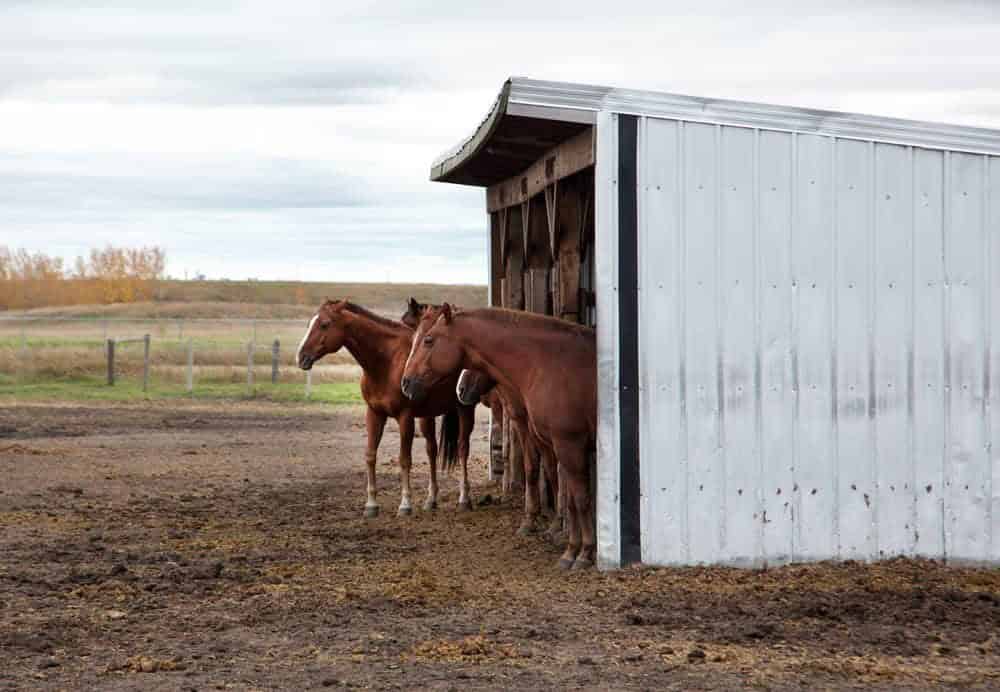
xmin=335 ymin=301 xmax=411 ymax=331
xmin=459 ymin=307 xmax=593 ymax=337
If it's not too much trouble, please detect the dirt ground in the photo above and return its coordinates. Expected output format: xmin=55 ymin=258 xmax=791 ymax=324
xmin=1 ymin=401 xmax=999 ymax=691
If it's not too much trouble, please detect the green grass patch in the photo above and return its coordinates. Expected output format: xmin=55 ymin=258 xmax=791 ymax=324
xmin=0 ymin=375 xmax=363 ymax=405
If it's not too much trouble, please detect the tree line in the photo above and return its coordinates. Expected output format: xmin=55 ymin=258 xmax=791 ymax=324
xmin=0 ymin=245 xmax=166 ymax=310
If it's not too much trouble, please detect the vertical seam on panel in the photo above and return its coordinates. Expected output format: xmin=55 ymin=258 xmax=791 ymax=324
xmin=753 ymin=128 xmax=764 ymax=566
xmin=790 ymin=132 xmax=800 ymax=560
xmin=678 ymin=121 xmax=690 ymax=564
xmin=869 ymin=141 xmax=880 ymax=559
xmin=617 ymin=114 xmax=641 ymax=566
xmin=983 ymin=154 xmax=992 ymax=560
xmin=636 ymin=117 xmax=647 ymax=561
xmin=831 ymin=137 xmax=840 ymax=558
xmin=908 ymin=146 xmax=918 ymax=554
xmin=942 ymin=151 xmax=952 ymax=559
xmin=716 ymin=124 xmax=727 ymax=556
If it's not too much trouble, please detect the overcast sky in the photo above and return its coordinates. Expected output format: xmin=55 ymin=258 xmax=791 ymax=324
xmin=2 ymin=1 xmax=999 ymax=284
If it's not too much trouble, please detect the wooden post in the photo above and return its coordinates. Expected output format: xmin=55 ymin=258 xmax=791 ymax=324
xmin=271 ymin=339 xmax=280 ymax=384
xmin=185 ymin=339 xmax=194 ymax=394
xmin=106 ymin=338 xmax=115 ymax=386
xmin=17 ymin=324 xmax=27 ymax=386
xmin=142 ymin=334 xmax=150 ymax=393
xmin=246 ymin=341 xmax=254 ymax=392
xmin=305 ymin=369 xmax=312 ymax=399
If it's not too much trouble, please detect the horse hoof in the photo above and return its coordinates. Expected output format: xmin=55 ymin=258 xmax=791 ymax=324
xmin=363 ymin=505 xmax=380 ymax=519
xmin=557 ymin=557 xmax=575 ymax=571
xmin=571 ymin=557 xmax=594 ymax=571
xmin=397 ymin=506 xmax=413 ymax=517
xmin=422 ymin=499 xmax=437 ymax=512
xmin=457 ymin=500 xmax=472 ymax=512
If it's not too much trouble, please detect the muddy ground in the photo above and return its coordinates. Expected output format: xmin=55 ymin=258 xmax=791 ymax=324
xmin=1 ymin=400 xmax=998 ymax=691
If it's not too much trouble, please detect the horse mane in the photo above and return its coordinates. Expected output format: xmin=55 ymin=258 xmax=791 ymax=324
xmin=459 ymin=307 xmax=593 ymax=337
xmin=329 ymin=300 xmax=410 ymax=331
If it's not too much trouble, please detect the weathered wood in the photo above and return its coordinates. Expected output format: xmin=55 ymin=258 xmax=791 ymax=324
xmin=142 ymin=334 xmax=150 ymax=393
xmin=553 ymin=176 xmax=587 ymax=322
xmin=504 ymin=205 xmax=525 ymax=311
xmin=486 ymin=128 xmax=594 ymax=212
xmin=106 ymin=339 xmax=115 ymax=386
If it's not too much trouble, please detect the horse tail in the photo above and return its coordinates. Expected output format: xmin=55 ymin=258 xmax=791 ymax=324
xmin=438 ymin=408 xmax=460 ymax=472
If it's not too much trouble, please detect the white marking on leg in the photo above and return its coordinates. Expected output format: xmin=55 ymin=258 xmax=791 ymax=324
xmin=296 ymin=314 xmax=318 ymax=364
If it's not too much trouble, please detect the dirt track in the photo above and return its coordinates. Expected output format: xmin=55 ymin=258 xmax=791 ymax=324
xmin=1 ymin=401 xmax=999 ymax=690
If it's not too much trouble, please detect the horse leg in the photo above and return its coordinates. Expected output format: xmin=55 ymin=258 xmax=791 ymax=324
xmin=455 ymin=406 xmax=474 ymax=511
xmin=518 ymin=428 xmax=541 ymax=536
xmin=557 ymin=480 xmax=579 ymax=570
xmin=419 ymin=417 xmax=438 ymax=511
xmin=397 ymin=412 xmax=415 ymax=516
xmin=540 ymin=449 xmax=563 ymax=542
xmin=557 ymin=440 xmax=594 ymax=570
xmin=364 ymin=407 xmax=387 ymax=518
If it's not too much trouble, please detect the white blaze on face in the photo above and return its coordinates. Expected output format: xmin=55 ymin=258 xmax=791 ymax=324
xmin=403 ymin=312 xmax=445 ymax=373
xmin=296 ymin=314 xmax=318 ymax=364
xmin=456 ymin=369 xmax=472 ymax=399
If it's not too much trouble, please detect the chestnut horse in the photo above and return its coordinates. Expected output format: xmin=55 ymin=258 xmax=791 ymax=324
xmin=401 ymin=304 xmax=596 ymax=569
xmin=296 ymin=300 xmax=475 ymax=516
xmin=404 ymin=299 xmax=561 ymax=536
xmin=456 ymin=368 xmax=562 ymax=538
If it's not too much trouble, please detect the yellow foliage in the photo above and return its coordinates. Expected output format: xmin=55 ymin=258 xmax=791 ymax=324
xmin=0 ymin=244 xmax=166 ymax=310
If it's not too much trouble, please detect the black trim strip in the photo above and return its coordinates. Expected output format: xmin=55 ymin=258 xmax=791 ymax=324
xmin=617 ymin=114 xmax=641 ymax=565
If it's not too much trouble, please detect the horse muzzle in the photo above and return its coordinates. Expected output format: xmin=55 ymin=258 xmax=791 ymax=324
xmin=400 ymin=376 xmax=427 ymax=402
xmin=298 ymin=354 xmax=315 ymax=371
xmin=455 ymin=383 xmax=479 ymax=406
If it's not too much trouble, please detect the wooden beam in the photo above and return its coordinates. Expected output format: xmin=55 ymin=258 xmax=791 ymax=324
xmin=487 ymin=127 xmax=594 ymax=212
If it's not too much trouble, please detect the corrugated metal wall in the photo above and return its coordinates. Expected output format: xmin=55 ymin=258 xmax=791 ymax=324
xmin=636 ymin=116 xmax=1000 ymax=566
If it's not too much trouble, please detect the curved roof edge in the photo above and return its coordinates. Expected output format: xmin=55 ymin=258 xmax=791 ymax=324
xmin=431 ymin=77 xmax=1000 ymax=186
xmin=429 ymin=80 xmax=511 ymax=184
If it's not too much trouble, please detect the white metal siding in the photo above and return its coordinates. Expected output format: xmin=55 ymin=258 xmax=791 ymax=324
xmin=595 ymin=111 xmax=622 ymax=569
xmin=636 ymin=114 xmax=1000 ymax=566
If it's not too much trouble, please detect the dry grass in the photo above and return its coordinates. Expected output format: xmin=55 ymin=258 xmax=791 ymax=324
xmin=5 ymin=279 xmax=486 ymax=319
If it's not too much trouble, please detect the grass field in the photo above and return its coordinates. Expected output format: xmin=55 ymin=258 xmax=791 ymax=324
xmin=0 ymin=279 xmax=486 ymax=403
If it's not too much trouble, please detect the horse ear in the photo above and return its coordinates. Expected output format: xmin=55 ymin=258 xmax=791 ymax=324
xmin=407 ymin=297 xmax=419 ymax=313
xmin=442 ymin=303 xmax=453 ymax=324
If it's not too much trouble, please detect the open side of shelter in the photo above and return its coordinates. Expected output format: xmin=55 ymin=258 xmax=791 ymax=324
xmin=431 ymin=77 xmax=1000 ymax=570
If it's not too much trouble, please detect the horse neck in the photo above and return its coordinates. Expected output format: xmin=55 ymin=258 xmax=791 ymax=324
xmin=454 ymin=317 xmax=549 ymax=394
xmin=341 ymin=314 xmax=407 ymax=375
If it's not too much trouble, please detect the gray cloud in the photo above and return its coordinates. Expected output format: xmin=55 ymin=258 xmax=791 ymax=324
xmin=2 ymin=1 xmax=1000 ymax=283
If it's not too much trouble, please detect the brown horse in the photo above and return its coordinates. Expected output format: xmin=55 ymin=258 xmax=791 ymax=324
xmin=401 ymin=304 xmax=596 ymax=569
xmin=403 ymin=299 xmax=559 ymax=537
xmin=296 ymin=300 xmax=475 ymax=516
xmin=456 ymin=368 xmax=562 ymax=538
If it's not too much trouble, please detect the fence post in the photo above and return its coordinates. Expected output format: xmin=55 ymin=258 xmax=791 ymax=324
xmin=271 ymin=339 xmax=280 ymax=385
xmin=142 ymin=334 xmax=150 ymax=393
xmin=17 ymin=323 xmax=27 ymax=386
xmin=246 ymin=341 xmax=255 ymax=393
xmin=106 ymin=339 xmax=116 ymax=386
xmin=178 ymin=319 xmax=184 ymax=340
xmin=185 ymin=338 xmax=194 ymax=394
xmin=305 ymin=369 xmax=312 ymax=399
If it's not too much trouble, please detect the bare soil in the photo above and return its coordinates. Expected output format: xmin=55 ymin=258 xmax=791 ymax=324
xmin=1 ymin=401 xmax=998 ymax=690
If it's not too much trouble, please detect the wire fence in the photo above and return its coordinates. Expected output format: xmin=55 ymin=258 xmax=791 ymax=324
xmin=0 ymin=316 xmax=362 ymax=403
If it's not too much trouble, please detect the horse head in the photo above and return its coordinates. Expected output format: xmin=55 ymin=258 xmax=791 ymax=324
xmin=400 ymin=302 xmax=462 ymax=402
xmin=456 ymin=369 xmax=495 ymax=406
xmin=400 ymin=297 xmax=430 ymax=329
xmin=296 ymin=299 xmax=351 ymax=370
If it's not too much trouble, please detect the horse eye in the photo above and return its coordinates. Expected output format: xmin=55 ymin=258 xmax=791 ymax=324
xmin=319 ymin=321 xmax=330 ymax=330
xmin=423 ymin=335 xmax=433 ymax=346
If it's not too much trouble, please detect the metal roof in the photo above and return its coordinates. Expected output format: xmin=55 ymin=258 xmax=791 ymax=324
xmin=431 ymin=77 xmax=1000 ymax=186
